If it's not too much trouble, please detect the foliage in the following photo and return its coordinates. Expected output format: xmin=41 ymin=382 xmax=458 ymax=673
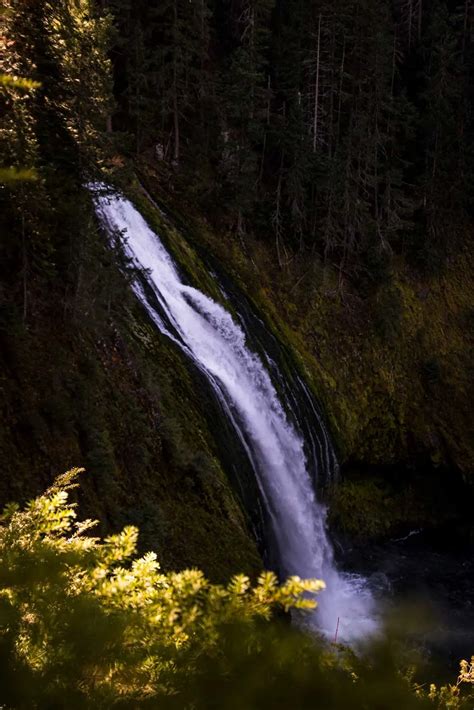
xmin=0 ymin=167 xmax=37 ymax=183
xmin=102 ymin=0 xmax=474 ymax=281
xmin=0 ymin=62 xmax=40 ymax=184
xmin=416 ymin=657 xmax=474 ymax=709
xmin=0 ymin=470 xmax=472 ymax=708
xmin=0 ymin=469 xmax=322 ymax=707
xmin=1 ymin=0 xmax=473 ymax=702
xmin=0 ymin=74 xmax=41 ymax=91
xmin=0 ymin=0 xmax=115 ymax=329
xmin=1 ymin=0 xmax=113 ymax=174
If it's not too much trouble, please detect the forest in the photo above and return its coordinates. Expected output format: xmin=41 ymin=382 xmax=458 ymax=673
xmin=4 ymin=0 xmax=474 ymax=279
xmin=1 ymin=0 xmax=474 ymax=707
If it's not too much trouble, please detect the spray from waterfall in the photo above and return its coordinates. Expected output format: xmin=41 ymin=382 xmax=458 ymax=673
xmin=91 ymin=185 xmax=377 ymax=642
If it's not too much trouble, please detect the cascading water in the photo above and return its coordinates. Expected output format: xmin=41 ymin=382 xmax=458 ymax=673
xmin=92 ymin=185 xmax=377 ymax=642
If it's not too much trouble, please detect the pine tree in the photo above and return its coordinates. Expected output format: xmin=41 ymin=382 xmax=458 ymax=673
xmin=218 ymin=0 xmax=275 ymax=234
xmin=418 ymin=1 xmax=472 ymax=257
xmin=1 ymin=0 xmax=114 ymax=320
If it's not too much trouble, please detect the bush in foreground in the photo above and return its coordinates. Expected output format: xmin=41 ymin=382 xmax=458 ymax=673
xmin=0 ymin=469 xmax=472 ymax=709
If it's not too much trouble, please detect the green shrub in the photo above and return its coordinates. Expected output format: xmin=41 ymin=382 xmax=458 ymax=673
xmin=0 ymin=469 xmax=321 ymax=708
xmin=0 ymin=469 xmax=472 ymax=709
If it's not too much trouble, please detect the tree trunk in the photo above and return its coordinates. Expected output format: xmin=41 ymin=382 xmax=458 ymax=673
xmin=21 ymin=210 xmax=28 ymax=323
xmin=463 ymin=0 xmax=470 ymax=57
xmin=328 ymin=24 xmax=336 ymax=158
xmin=172 ymin=0 xmax=180 ymax=165
xmin=273 ymin=154 xmax=284 ymax=268
xmin=407 ymin=0 xmax=413 ymax=47
xmin=313 ymin=13 xmax=322 ymax=152
xmin=335 ymin=36 xmax=345 ymax=152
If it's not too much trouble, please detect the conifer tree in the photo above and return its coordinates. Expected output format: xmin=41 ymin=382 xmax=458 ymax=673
xmin=418 ymin=1 xmax=472 ymax=255
xmin=218 ymin=0 xmax=275 ymax=233
xmin=1 ymin=0 xmax=113 ymax=320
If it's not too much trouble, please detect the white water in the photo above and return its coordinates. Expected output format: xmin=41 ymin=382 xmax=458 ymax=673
xmin=92 ymin=186 xmax=377 ymax=642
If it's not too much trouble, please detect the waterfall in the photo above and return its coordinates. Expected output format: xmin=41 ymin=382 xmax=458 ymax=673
xmin=92 ymin=186 xmax=377 ymax=642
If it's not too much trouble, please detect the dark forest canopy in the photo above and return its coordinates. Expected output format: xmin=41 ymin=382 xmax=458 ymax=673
xmin=2 ymin=0 xmax=473 ymax=293
xmin=107 ymin=0 xmax=474 ymax=276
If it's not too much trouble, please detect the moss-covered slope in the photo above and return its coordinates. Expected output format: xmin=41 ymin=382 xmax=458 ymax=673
xmin=0 ymin=189 xmax=261 ymax=582
xmin=136 ymin=164 xmax=473 ymax=485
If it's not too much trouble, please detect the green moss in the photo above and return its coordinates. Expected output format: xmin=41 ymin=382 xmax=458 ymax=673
xmin=328 ymin=479 xmax=400 ymax=540
xmin=126 ymin=185 xmax=226 ymax=306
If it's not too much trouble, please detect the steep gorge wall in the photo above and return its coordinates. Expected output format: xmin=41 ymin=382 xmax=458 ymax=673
xmin=1 ymin=172 xmax=472 ymax=575
xmin=134 ymin=166 xmax=474 ymax=538
xmin=138 ymin=168 xmax=474 ymax=479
